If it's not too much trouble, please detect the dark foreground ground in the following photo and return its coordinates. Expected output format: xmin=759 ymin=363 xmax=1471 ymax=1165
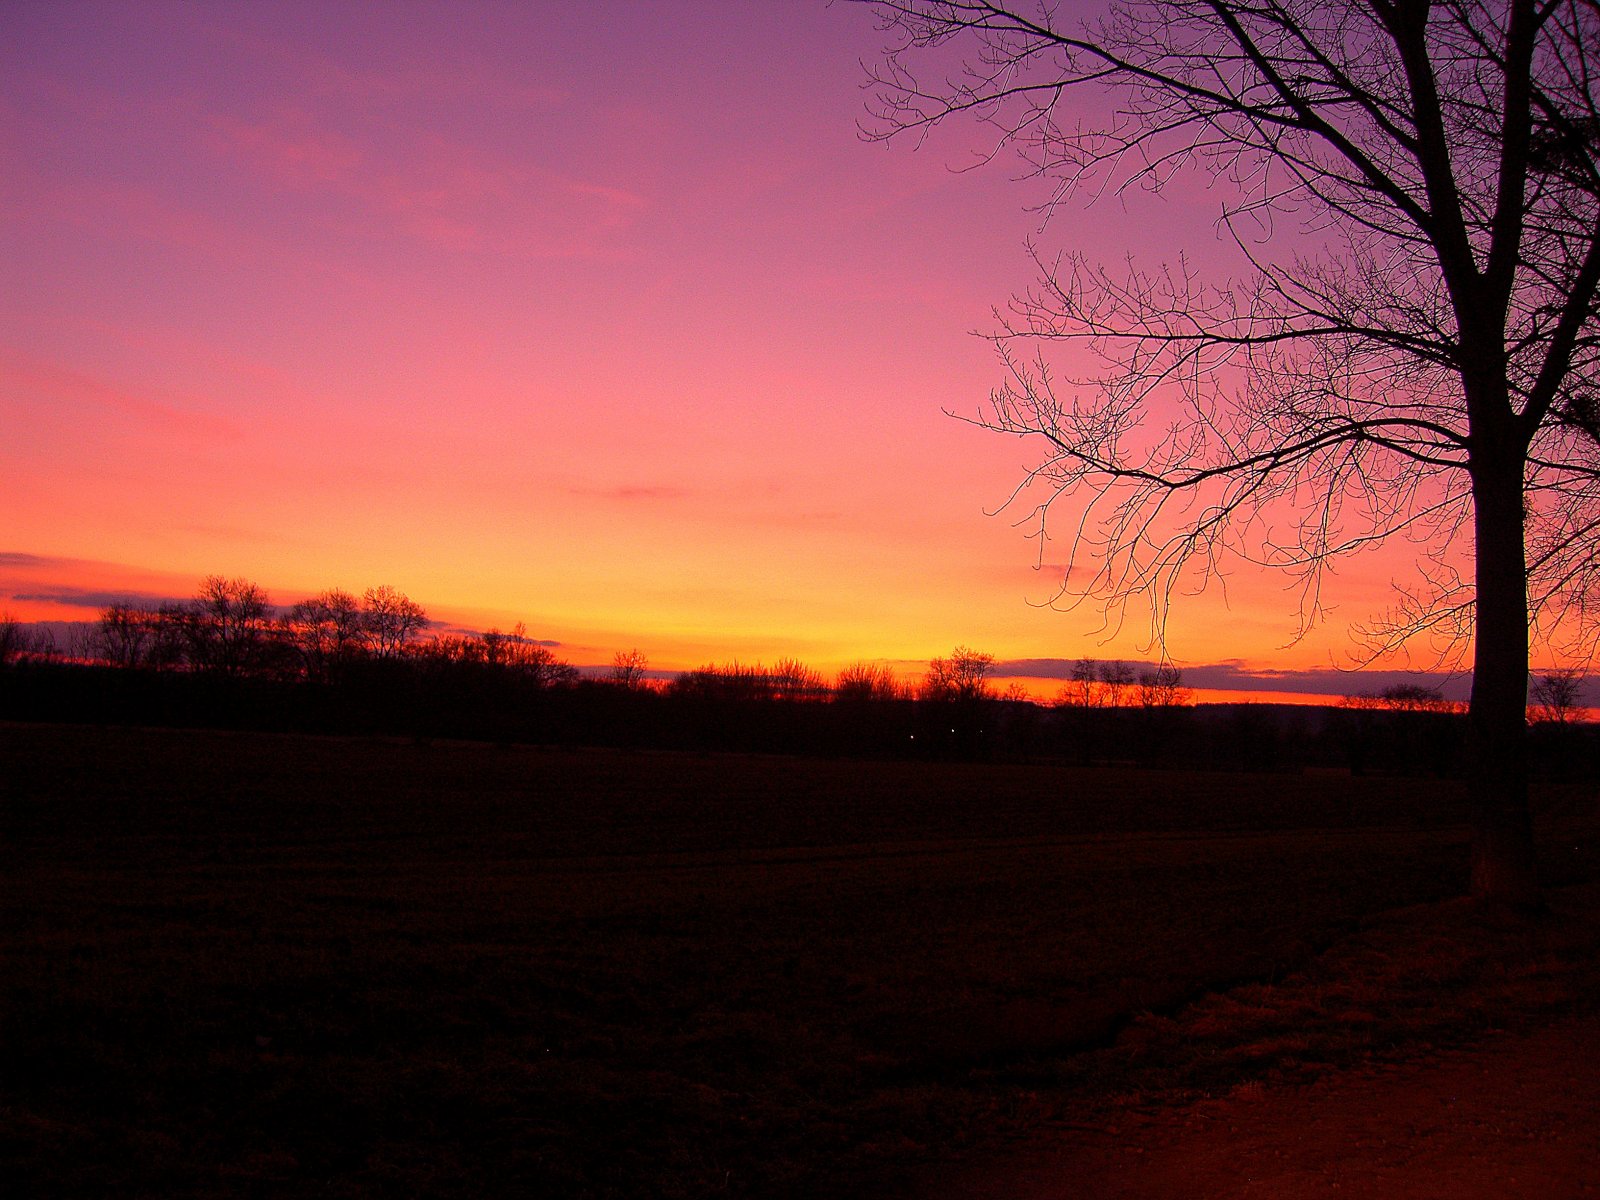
xmin=3 ymin=724 xmax=1598 ymax=1198
xmin=935 ymin=1007 xmax=1600 ymax=1199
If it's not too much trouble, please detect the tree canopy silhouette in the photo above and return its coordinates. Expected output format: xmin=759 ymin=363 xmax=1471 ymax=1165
xmin=857 ymin=0 xmax=1600 ymax=903
xmin=923 ymin=645 xmax=996 ymax=702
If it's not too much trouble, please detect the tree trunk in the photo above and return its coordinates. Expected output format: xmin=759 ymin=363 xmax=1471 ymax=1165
xmin=1467 ymin=449 xmax=1540 ymax=907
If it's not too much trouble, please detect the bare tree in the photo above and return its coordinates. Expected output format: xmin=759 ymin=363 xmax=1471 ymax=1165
xmin=93 ymin=603 xmax=158 ymax=669
xmin=670 ymin=661 xmax=770 ymax=702
xmin=1137 ymin=663 xmax=1192 ymax=708
xmin=835 ymin=660 xmax=905 ymax=701
xmin=858 ymin=0 xmax=1600 ymax=904
xmin=478 ymin=626 xmax=520 ymax=669
xmin=362 ymin=585 xmax=428 ymax=659
xmin=1056 ymin=656 xmax=1103 ymax=707
xmin=149 ymin=603 xmax=191 ymax=670
xmin=610 ymin=648 xmax=650 ymax=689
xmin=669 ymin=659 xmax=827 ymax=702
xmin=1530 ymin=666 xmax=1586 ymax=723
xmin=1377 ymin=682 xmax=1456 ymax=712
xmin=770 ymin=657 xmax=830 ymax=700
xmin=286 ymin=589 xmax=366 ymax=680
xmin=481 ymin=623 xmax=580 ymax=686
xmin=1099 ymin=659 xmax=1137 ymax=708
xmin=0 ymin=612 xmax=24 ymax=668
xmin=183 ymin=576 xmax=274 ymax=677
xmin=923 ymin=645 xmax=996 ymax=702
xmin=18 ymin=625 xmax=61 ymax=663
xmin=415 ymin=632 xmax=487 ymax=666
xmin=1056 ymin=655 xmax=1146 ymax=705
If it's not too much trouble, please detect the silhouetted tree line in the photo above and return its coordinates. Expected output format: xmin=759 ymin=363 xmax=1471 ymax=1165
xmin=0 ymin=579 xmax=1591 ymax=773
xmin=77 ymin=577 xmax=430 ymax=678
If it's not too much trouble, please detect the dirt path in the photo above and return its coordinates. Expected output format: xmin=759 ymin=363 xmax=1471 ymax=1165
xmin=933 ymin=1014 xmax=1600 ymax=1199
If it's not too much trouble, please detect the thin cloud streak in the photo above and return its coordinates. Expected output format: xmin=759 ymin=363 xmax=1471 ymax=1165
xmin=567 ymin=485 xmax=694 ymax=503
xmin=2 ymin=348 xmax=242 ymax=442
xmin=10 ymin=588 xmax=185 ymax=612
xmin=996 ymin=657 xmax=1473 ymax=701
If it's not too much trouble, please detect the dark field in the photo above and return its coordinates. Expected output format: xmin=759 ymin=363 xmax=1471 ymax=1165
xmin=4 ymin=725 xmax=1598 ymax=1198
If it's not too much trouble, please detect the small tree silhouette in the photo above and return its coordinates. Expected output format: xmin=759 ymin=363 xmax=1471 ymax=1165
xmin=609 ymin=648 xmax=649 ymax=689
xmin=183 ymin=576 xmax=274 ymax=677
xmin=834 ymin=661 xmax=902 ymax=702
xmin=1531 ymin=669 xmax=1586 ymax=724
xmin=92 ymin=603 xmax=158 ymax=669
xmin=361 ymin=586 xmax=427 ymax=658
xmin=1137 ymin=664 xmax=1190 ymax=709
xmin=922 ymin=646 xmax=995 ymax=703
xmin=287 ymin=589 xmax=365 ymax=681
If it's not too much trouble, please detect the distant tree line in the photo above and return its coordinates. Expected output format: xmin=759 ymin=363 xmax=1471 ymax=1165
xmin=0 ymin=576 xmax=1590 ymax=774
xmin=1054 ymin=658 xmax=1192 ymax=710
xmin=83 ymin=577 xmax=430 ymax=678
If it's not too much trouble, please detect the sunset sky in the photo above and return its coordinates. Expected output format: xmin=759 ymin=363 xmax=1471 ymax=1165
xmin=0 ymin=0 xmax=1521 ymax=701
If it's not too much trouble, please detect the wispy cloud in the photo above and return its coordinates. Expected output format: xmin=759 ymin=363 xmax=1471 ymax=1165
xmin=994 ymin=656 xmax=1472 ymax=700
xmin=0 ymin=553 xmax=201 ymax=619
xmin=208 ymin=110 xmax=364 ymax=187
xmin=9 ymin=587 xmax=181 ymax=612
xmin=1 ymin=347 xmax=241 ymax=442
xmin=432 ymin=622 xmax=562 ymax=647
xmin=1178 ymin=661 xmax=1466 ymax=699
xmin=568 ymin=484 xmax=693 ymax=503
xmin=206 ymin=103 xmax=648 ymax=260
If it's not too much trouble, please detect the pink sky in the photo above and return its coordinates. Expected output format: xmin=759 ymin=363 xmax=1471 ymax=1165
xmin=0 ymin=0 xmax=1521 ymax=702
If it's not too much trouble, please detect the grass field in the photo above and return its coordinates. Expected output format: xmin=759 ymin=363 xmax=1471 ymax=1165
xmin=4 ymin=724 xmax=1598 ymax=1197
